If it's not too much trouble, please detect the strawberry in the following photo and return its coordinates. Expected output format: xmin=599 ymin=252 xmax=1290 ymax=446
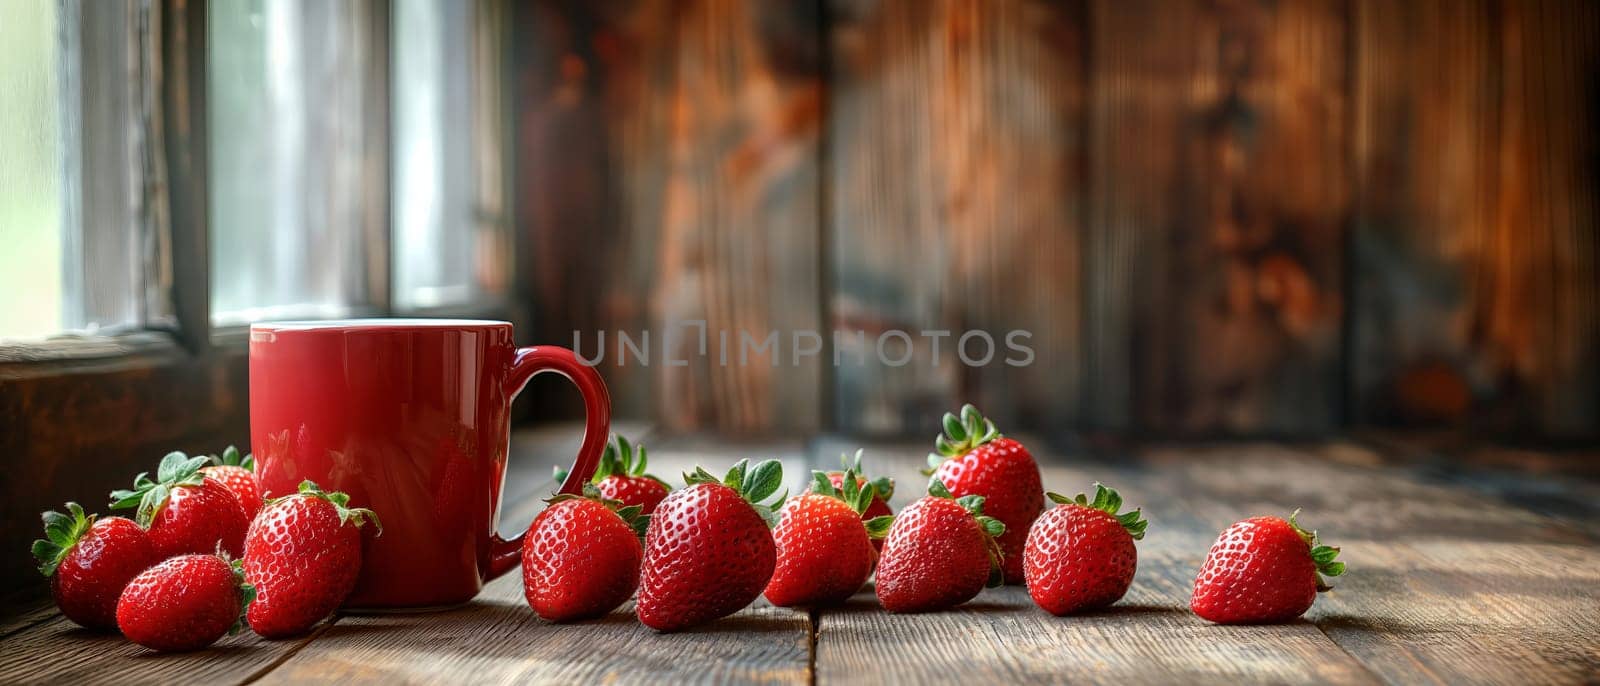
xmin=202 ymin=445 xmax=263 ymax=519
xmin=875 ymin=478 xmax=1006 ymax=613
xmin=925 ymin=404 xmax=1043 ymax=584
xmin=30 ymin=503 xmax=158 ymax=630
xmin=1191 ymin=510 xmax=1346 ymax=624
xmin=1024 ymin=484 xmax=1148 ymax=615
xmin=243 ymin=481 xmax=379 ymax=638
xmin=110 ymin=451 xmax=250 ymax=559
xmin=764 ymin=468 xmax=894 ymax=608
xmin=522 ymin=488 xmax=647 ymax=622
xmin=555 ymin=434 xmax=670 ymax=514
xmin=636 ymin=459 xmax=784 ymax=632
xmin=116 ymin=553 xmax=255 ymax=652
xmin=821 ymin=449 xmax=894 ymax=551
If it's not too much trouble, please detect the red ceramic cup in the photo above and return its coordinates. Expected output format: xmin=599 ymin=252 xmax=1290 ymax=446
xmin=248 ymin=319 xmax=610 ymax=609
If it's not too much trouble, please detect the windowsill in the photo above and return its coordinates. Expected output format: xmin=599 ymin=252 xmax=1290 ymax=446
xmin=0 ymin=330 xmax=193 ymax=379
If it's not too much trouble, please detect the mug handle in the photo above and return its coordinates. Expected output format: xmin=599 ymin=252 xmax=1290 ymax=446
xmin=485 ymin=346 xmax=612 ymax=580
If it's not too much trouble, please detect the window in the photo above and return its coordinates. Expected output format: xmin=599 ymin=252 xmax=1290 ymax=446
xmin=203 ymin=0 xmax=510 ymax=326
xmin=0 ymin=0 xmax=158 ymax=342
xmin=206 ymin=0 xmax=385 ymax=326
xmin=391 ymin=0 xmax=510 ymax=310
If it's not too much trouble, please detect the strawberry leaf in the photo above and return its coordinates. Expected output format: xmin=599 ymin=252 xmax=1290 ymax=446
xmin=925 ymin=404 xmax=1004 ymax=473
xmin=31 ymin=502 xmax=94 ymax=576
xmin=927 ymin=476 xmax=954 ymax=500
xmin=724 ymin=459 xmax=749 ymax=492
xmin=976 ymin=515 xmax=1005 ymax=538
xmin=113 ymin=451 xmax=207 ymax=526
xmin=743 ymin=460 xmax=784 ymax=503
xmin=955 ymin=494 xmax=986 ymax=516
xmin=1050 ymin=483 xmax=1148 ymax=540
xmin=272 ymin=480 xmax=384 ymax=534
xmin=211 ymin=446 xmax=253 ymax=470
xmin=864 ymin=515 xmax=894 ymax=540
xmin=229 ymin=557 xmax=257 ymax=635
xmin=810 ymin=471 xmax=838 ymax=499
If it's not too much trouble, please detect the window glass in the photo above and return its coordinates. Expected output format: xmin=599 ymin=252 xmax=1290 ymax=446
xmin=207 ymin=0 xmax=384 ymax=326
xmin=0 ymin=0 xmax=145 ymax=341
xmin=391 ymin=0 xmax=509 ymax=309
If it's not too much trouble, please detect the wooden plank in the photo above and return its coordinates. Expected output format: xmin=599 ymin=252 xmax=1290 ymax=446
xmin=1486 ymin=0 xmax=1600 ymax=438
xmin=512 ymin=0 xmax=823 ymax=433
xmin=255 ymin=439 xmax=817 ymax=684
xmin=0 ymin=614 xmax=322 ymax=685
xmin=1084 ymin=0 xmax=1349 ymax=435
xmin=810 ymin=437 xmax=1378 ymax=685
xmin=1131 ymin=442 xmax=1600 ymax=685
xmin=0 ymin=425 xmax=628 ymax=684
xmin=1350 ymin=0 xmax=1600 ymax=439
xmin=825 ymin=0 xmax=1085 ymax=435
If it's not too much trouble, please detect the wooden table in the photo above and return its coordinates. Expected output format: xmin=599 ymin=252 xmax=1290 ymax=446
xmin=3 ymin=427 xmax=1597 ymax=685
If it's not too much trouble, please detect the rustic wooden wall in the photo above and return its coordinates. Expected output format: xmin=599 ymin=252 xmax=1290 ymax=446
xmin=1085 ymin=0 xmax=1349 ymax=436
xmin=827 ymin=0 xmax=1084 ymax=435
xmin=1352 ymin=0 xmax=1600 ymax=439
xmin=512 ymin=0 xmax=1600 ymax=440
xmin=513 ymin=0 xmax=823 ymax=434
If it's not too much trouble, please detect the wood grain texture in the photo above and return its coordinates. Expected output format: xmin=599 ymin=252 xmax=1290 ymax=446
xmin=256 ymin=439 xmax=816 ymax=686
xmin=825 ymin=0 xmax=1084 ymax=436
xmin=4 ymin=427 xmax=1600 ymax=684
xmin=811 ymin=436 xmax=1600 ymax=685
xmin=1351 ymin=0 xmax=1600 ymax=438
xmin=809 ymin=438 xmax=1379 ymax=685
xmin=0 ymin=607 xmax=321 ymax=686
xmin=514 ymin=0 xmax=823 ymax=433
xmin=1083 ymin=0 xmax=1349 ymax=435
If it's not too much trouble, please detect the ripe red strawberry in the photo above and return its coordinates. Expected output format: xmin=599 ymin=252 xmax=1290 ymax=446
xmin=202 ymin=445 xmax=263 ymax=519
xmin=31 ymin=502 xmax=158 ymax=630
xmin=876 ymin=478 xmax=1005 ymax=613
xmin=821 ymin=449 xmax=894 ymax=551
xmin=110 ymin=451 xmax=250 ymax=559
xmin=1024 ymin=484 xmax=1148 ymax=615
xmin=637 ymin=459 xmax=784 ymax=631
xmin=925 ymin=404 xmax=1043 ymax=584
xmin=556 ymin=434 xmax=670 ymax=514
xmin=243 ymin=480 xmax=379 ymax=638
xmin=1191 ymin=510 xmax=1346 ymax=624
xmin=116 ymin=553 xmax=255 ymax=652
xmin=765 ymin=468 xmax=893 ymax=608
xmin=522 ymin=490 xmax=646 ymax=622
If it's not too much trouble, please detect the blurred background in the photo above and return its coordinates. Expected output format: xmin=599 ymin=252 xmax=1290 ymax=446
xmin=0 ymin=0 xmax=1597 ymax=591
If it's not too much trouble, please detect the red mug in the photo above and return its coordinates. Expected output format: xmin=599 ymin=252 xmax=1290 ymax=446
xmin=248 ymin=319 xmax=610 ymax=609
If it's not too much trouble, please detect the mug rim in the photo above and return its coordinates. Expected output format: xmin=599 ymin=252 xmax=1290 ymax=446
xmin=251 ymin=318 xmax=510 ymax=333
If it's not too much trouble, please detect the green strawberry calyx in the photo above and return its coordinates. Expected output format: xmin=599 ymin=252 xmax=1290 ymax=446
xmin=31 ymin=502 xmax=95 ymax=577
xmin=1047 ymin=483 xmax=1148 ymax=540
xmin=108 ymin=450 xmax=210 ymax=527
xmin=838 ymin=448 xmax=895 ymax=502
xmin=224 ymin=554 xmax=257 ymax=636
xmin=924 ymin=404 xmax=1003 ymax=474
xmin=553 ymin=433 xmax=670 ymax=490
xmin=683 ymin=459 xmax=787 ymax=528
xmin=928 ymin=476 xmax=1007 ymax=587
xmin=267 ymin=480 xmax=384 ymax=535
xmin=209 ymin=445 xmax=254 ymax=471
xmin=546 ymin=483 xmax=651 ymax=539
xmin=1288 ymin=509 xmax=1345 ymax=592
xmin=809 ymin=468 xmax=894 ymax=540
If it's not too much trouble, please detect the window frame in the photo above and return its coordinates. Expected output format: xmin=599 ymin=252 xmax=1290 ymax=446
xmin=1 ymin=0 xmax=521 ymax=370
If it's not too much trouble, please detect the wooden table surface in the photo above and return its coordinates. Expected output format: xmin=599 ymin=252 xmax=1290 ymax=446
xmin=3 ymin=426 xmax=1597 ymax=685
